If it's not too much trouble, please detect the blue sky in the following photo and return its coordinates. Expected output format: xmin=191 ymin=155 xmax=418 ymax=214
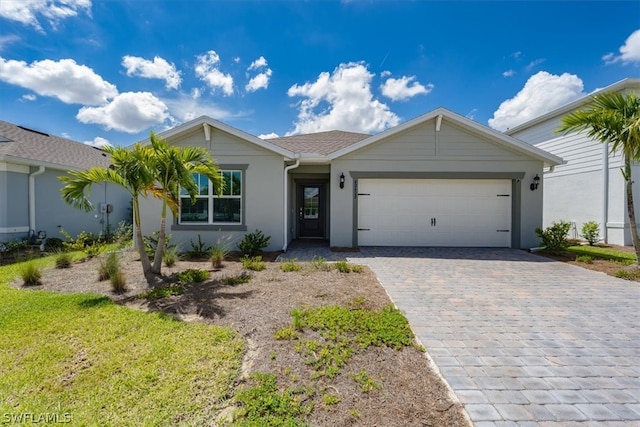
xmin=0 ymin=1 xmax=638 ymax=147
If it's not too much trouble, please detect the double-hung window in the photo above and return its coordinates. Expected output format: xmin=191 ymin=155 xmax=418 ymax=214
xmin=179 ymin=171 xmax=242 ymax=224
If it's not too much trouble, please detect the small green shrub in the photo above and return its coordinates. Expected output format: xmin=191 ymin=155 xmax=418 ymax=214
xmin=241 ymin=255 xmax=266 ymax=271
xmin=19 ymin=261 xmax=42 ymax=286
xmin=177 ymin=268 xmax=210 ymax=284
xmin=310 ymin=256 xmax=331 ymax=271
xmin=349 ymin=369 xmax=382 ymax=393
xmin=84 ymin=244 xmax=102 ymax=259
xmin=44 ymin=237 xmax=64 ymax=251
xmin=535 ymin=220 xmax=572 ymax=253
xmin=335 ymin=259 xmax=361 ymax=273
xmin=210 ymin=247 xmax=228 ymax=269
xmin=281 ymin=259 xmax=301 ymax=272
xmin=222 ymin=272 xmax=251 ymax=286
xmin=575 ymin=255 xmax=594 ymax=264
xmin=55 ymin=251 xmax=73 ymax=269
xmin=143 ymin=231 xmax=175 ymax=258
xmin=581 ymin=221 xmax=600 ymax=246
xmin=140 ymin=284 xmax=185 ymax=299
xmin=110 ymin=270 xmax=127 ymax=293
xmin=238 ymin=229 xmax=271 ymax=256
xmin=322 ymin=393 xmax=341 ymax=406
xmin=274 ymin=326 xmax=298 ymax=340
xmin=186 ymin=234 xmax=210 ymax=259
xmin=163 ymin=246 xmax=180 ymax=267
xmin=614 ymin=269 xmax=640 ymax=280
xmin=113 ymin=220 xmax=133 ymax=247
xmin=98 ymin=252 xmax=120 ymax=281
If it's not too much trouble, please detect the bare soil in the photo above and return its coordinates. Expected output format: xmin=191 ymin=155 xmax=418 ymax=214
xmin=10 ymin=250 xmax=470 ymax=427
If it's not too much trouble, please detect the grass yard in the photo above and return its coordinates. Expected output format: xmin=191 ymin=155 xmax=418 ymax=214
xmin=0 ymin=258 xmax=243 ymax=426
xmin=567 ymin=245 xmax=637 ymax=263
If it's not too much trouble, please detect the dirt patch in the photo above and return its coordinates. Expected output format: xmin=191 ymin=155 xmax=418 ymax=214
xmin=10 ymin=250 xmax=469 ymax=426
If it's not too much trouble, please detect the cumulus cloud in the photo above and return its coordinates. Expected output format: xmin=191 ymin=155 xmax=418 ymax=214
xmin=489 ymin=71 xmax=585 ymax=131
xmin=76 ymin=92 xmax=169 ymax=133
xmin=258 ymin=132 xmax=279 ymax=139
xmin=525 ymin=58 xmax=546 ymax=72
xmin=162 ymin=92 xmax=237 ymax=123
xmin=20 ymin=93 xmax=37 ymax=101
xmin=0 ymin=35 xmax=20 ymax=51
xmin=286 ymin=62 xmax=399 ymax=135
xmin=248 ymin=56 xmax=268 ymax=70
xmin=603 ymin=29 xmax=640 ymax=65
xmin=246 ymin=56 xmax=272 ymax=92
xmin=380 ymin=75 xmax=433 ymax=101
xmin=122 ymin=55 xmax=182 ymax=89
xmin=0 ymin=0 xmax=91 ymax=32
xmin=0 ymin=57 xmax=117 ymax=105
xmin=502 ymin=69 xmax=516 ymax=77
xmin=194 ymin=50 xmax=234 ymax=96
xmin=83 ymin=136 xmax=111 ymax=148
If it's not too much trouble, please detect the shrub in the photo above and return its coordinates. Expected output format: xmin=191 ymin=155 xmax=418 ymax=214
xmin=581 ymin=221 xmax=600 ymax=246
xmin=84 ymin=244 xmax=102 ymax=259
xmin=177 ymin=268 xmax=210 ymax=284
xmin=614 ymin=269 xmax=640 ymax=280
xmin=238 ymin=230 xmax=270 ymax=256
xmin=281 ymin=259 xmax=301 ymax=272
xmin=163 ymin=246 xmax=180 ymax=267
xmin=44 ymin=237 xmax=64 ymax=251
xmin=575 ymin=255 xmax=594 ymax=264
xmin=241 ymin=256 xmax=266 ymax=271
xmin=60 ymin=228 xmax=100 ymax=251
xmin=335 ymin=259 xmax=361 ymax=273
xmin=110 ymin=270 xmax=127 ymax=293
xmin=222 ymin=272 xmax=251 ymax=286
xmin=309 ymin=256 xmax=331 ymax=271
xmin=186 ymin=234 xmax=211 ymax=259
xmin=143 ymin=231 xmax=175 ymax=258
xmin=210 ymin=247 xmax=228 ymax=269
xmin=19 ymin=261 xmax=42 ymax=286
xmin=98 ymin=252 xmax=120 ymax=281
xmin=140 ymin=284 xmax=185 ymax=299
xmin=535 ymin=220 xmax=572 ymax=253
xmin=113 ymin=221 xmax=133 ymax=247
xmin=55 ymin=251 xmax=73 ymax=269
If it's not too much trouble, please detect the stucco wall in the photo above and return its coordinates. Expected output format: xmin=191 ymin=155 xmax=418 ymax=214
xmin=0 ymin=170 xmax=29 ymax=240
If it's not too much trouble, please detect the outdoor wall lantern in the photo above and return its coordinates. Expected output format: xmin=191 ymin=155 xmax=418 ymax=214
xmin=339 ymin=173 xmax=345 ymax=189
xmin=530 ymin=174 xmax=540 ymax=191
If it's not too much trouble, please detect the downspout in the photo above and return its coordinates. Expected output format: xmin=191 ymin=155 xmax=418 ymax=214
xmin=29 ymin=165 xmax=45 ymax=231
xmin=282 ymin=157 xmax=301 ymax=252
xmin=602 ymin=142 xmax=609 ymax=243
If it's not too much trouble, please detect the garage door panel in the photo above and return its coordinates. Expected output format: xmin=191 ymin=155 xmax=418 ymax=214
xmin=357 ymin=179 xmax=511 ymax=247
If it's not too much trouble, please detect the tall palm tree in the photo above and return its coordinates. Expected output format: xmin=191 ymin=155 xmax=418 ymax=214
xmin=60 ymin=143 xmax=156 ymax=273
xmin=557 ymin=92 xmax=640 ymax=264
xmin=147 ymin=132 xmax=222 ymax=274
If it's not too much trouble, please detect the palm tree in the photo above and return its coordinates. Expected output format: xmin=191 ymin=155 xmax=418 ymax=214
xmin=557 ymin=92 xmax=640 ymax=264
xmin=147 ymin=131 xmax=222 ymax=274
xmin=60 ymin=143 xmax=156 ymax=273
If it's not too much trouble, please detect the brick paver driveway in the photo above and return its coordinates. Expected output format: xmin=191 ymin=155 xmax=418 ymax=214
xmin=283 ymin=246 xmax=640 ymax=426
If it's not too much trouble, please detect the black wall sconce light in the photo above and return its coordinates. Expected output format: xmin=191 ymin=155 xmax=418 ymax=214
xmin=530 ymin=174 xmax=540 ymax=191
xmin=339 ymin=173 xmax=345 ymax=189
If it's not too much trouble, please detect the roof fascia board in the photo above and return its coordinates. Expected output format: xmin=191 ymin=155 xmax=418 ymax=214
xmin=0 ymin=155 xmax=102 ymax=172
xmin=505 ymin=78 xmax=640 ymax=135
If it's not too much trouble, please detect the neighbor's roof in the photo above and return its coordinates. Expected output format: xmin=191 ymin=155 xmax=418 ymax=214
xmin=0 ymin=120 xmax=113 ymax=170
xmin=267 ymin=130 xmax=371 ymax=156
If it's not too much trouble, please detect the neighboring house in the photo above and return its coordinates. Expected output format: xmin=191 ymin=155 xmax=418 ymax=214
xmin=506 ymin=78 xmax=640 ymax=246
xmin=139 ymin=107 xmax=562 ymax=252
xmin=0 ymin=120 xmax=130 ymax=243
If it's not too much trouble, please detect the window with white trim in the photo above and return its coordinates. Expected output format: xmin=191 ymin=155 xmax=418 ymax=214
xmin=179 ymin=171 xmax=242 ymax=224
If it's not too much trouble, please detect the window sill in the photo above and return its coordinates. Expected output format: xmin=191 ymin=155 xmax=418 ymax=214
xmin=172 ymin=224 xmax=247 ymax=232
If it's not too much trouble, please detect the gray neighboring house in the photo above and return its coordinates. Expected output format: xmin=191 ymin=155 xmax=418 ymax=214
xmin=0 ymin=120 xmax=130 ymax=242
xmin=139 ymin=107 xmax=562 ymax=252
xmin=506 ymin=78 xmax=640 ymax=246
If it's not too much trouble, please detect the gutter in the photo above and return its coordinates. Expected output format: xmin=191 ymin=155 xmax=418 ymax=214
xmin=282 ymin=157 xmax=301 ymax=252
xmin=29 ymin=165 xmax=46 ymax=232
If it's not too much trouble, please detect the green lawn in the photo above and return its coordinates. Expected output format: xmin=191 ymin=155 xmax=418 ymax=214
xmin=567 ymin=245 xmax=637 ymax=264
xmin=0 ymin=257 xmax=243 ymax=426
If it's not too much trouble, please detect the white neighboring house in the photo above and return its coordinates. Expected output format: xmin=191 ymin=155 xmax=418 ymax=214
xmin=506 ymin=78 xmax=640 ymax=246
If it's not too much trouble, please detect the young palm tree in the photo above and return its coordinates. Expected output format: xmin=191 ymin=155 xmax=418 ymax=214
xmin=557 ymin=92 xmax=640 ymax=265
xmin=147 ymin=132 xmax=222 ymax=274
xmin=60 ymin=143 xmax=156 ymax=273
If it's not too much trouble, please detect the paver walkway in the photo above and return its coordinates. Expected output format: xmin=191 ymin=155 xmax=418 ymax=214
xmin=280 ymin=245 xmax=640 ymax=426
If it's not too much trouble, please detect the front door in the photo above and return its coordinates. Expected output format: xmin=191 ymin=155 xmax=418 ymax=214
xmin=298 ymin=184 xmax=324 ymax=238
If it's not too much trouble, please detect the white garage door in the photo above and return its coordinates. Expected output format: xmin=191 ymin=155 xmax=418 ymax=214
xmin=357 ymin=179 xmax=511 ymax=247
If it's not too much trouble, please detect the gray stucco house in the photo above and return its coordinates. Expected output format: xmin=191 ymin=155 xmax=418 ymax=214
xmin=139 ymin=107 xmax=562 ymax=252
xmin=0 ymin=120 xmax=130 ymax=242
xmin=506 ymin=78 xmax=640 ymax=246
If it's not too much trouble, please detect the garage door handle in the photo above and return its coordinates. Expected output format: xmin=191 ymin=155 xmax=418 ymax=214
xmin=430 ymin=217 xmax=436 ymax=226
xmin=358 ymin=228 xmax=370 ymax=231
xmin=496 ymin=229 xmax=510 ymax=232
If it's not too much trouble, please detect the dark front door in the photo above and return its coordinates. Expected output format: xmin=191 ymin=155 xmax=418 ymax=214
xmin=298 ymin=184 xmax=324 ymax=238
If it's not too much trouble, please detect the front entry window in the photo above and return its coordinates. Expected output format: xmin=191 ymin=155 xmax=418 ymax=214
xmin=303 ymin=187 xmax=319 ymax=219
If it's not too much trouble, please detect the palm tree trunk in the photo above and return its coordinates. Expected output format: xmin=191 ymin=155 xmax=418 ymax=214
xmin=133 ymin=197 xmax=152 ymax=273
xmin=623 ymin=157 xmax=640 ymax=266
xmin=151 ymin=197 xmax=167 ymax=274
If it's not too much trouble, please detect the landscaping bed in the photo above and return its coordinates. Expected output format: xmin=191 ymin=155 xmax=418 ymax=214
xmin=8 ymin=250 xmax=469 ymax=426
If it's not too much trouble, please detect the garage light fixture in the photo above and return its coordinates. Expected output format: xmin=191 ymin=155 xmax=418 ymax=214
xmin=530 ymin=174 xmax=540 ymax=191
xmin=339 ymin=173 xmax=345 ymax=189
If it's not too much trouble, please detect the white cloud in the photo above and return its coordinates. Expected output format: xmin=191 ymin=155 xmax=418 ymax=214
xmin=194 ymin=50 xmax=234 ymax=96
xmin=20 ymin=93 xmax=37 ymax=101
xmin=0 ymin=35 xmax=20 ymax=51
xmin=502 ymin=69 xmax=516 ymax=77
xmin=287 ymin=62 xmax=399 ymax=135
xmin=76 ymin=92 xmax=169 ymax=133
xmin=381 ymin=70 xmax=391 ymax=78
xmin=603 ymin=29 xmax=640 ymax=65
xmin=246 ymin=56 xmax=272 ymax=92
xmin=122 ymin=55 xmax=182 ymax=90
xmin=0 ymin=57 xmax=117 ymax=105
xmin=511 ymin=51 xmax=523 ymax=60
xmin=162 ymin=92 xmax=238 ymax=123
xmin=489 ymin=71 xmax=585 ymax=131
xmin=248 ymin=56 xmax=268 ymax=70
xmin=380 ymin=75 xmax=433 ymax=101
xmin=233 ymin=57 xmax=241 ymax=63
xmin=525 ymin=58 xmax=546 ymax=72
xmin=83 ymin=136 xmax=111 ymax=148
xmin=0 ymin=0 xmax=91 ymax=32
xmin=191 ymin=87 xmax=201 ymax=99
xmin=258 ymin=132 xmax=279 ymax=139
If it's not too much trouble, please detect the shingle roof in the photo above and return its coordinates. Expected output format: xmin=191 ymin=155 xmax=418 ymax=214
xmin=0 ymin=120 xmax=112 ymax=170
xmin=266 ymin=130 xmax=370 ymax=155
